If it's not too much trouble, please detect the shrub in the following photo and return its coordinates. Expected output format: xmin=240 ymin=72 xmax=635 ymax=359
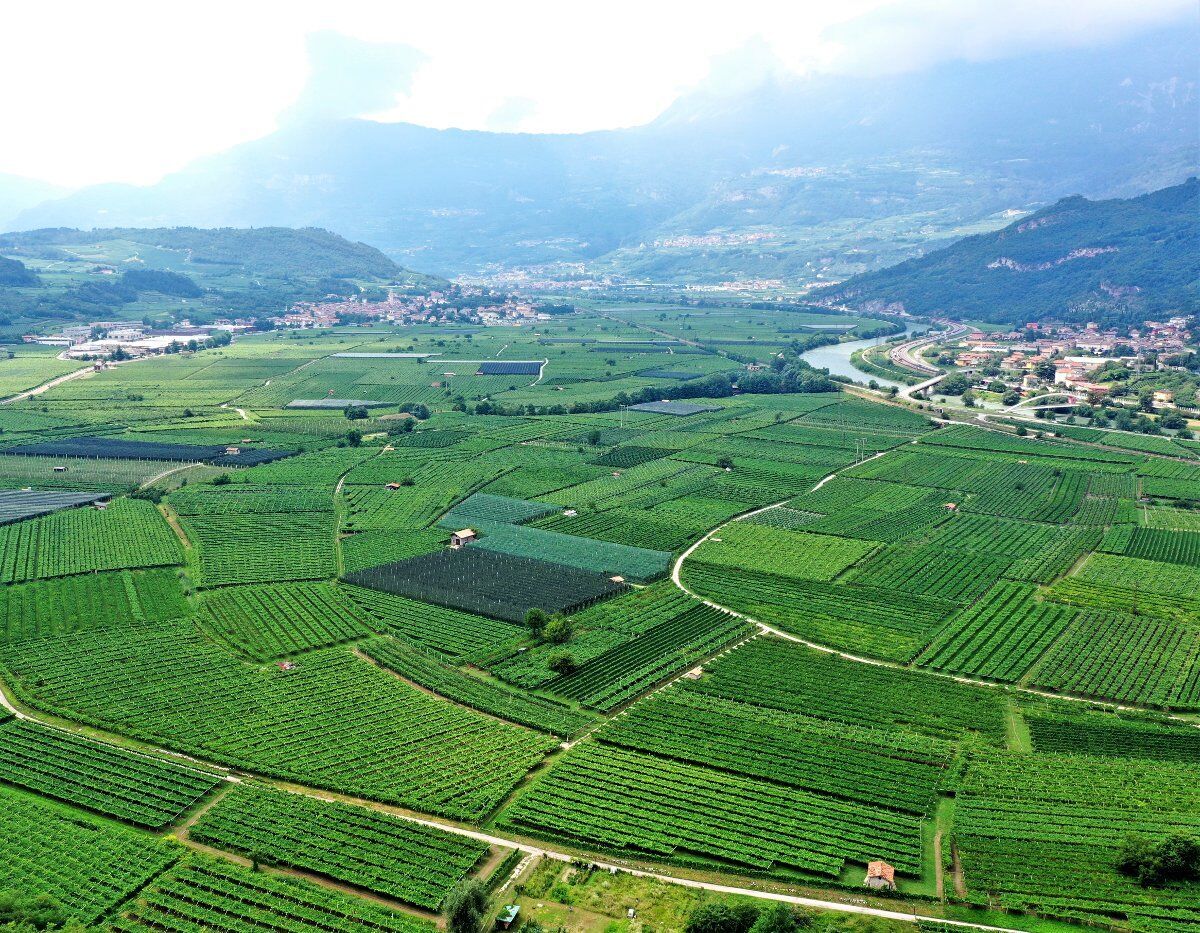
xmin=1118 ymin=833 xmax=1200 ymax=887
xmin=684 ymin=902 xmax=760 ymax=933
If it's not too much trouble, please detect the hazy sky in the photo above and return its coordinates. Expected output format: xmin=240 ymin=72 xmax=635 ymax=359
xmin=2 ymin=0 xmax=1192 ymax=188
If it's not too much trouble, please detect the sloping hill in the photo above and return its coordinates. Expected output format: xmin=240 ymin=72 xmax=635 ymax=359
xmin=824 ymin=179 xmax=1199 ymax=327
xmin=0 ymin=227 xmax=426 ymax=283
xmin=0 ymin=226 xmax=444 ymax=332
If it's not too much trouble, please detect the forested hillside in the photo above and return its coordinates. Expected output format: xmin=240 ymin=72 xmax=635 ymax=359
xmin=825 ymin=178 xmax=1199 ymax=327
xmin=0 ymin=226 xmax=442 ymax=332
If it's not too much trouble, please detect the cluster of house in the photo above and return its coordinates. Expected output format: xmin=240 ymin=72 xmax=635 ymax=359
xmin=23 ymin=322 xmax=244 ymax=359
xmin=948 ymin=318 xmax=1193 ymax=398
xmin=277 ymin=289 xmax=546 ymax=329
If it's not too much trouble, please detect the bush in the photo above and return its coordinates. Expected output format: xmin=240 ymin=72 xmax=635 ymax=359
xmin=543 ymin=614 xmax=574 ymax=644
xmin=1118 ymin=833 xmax=1200 ymax=887
xmin=685 ymin=902 xmax=760 ymax=933
xmin=748 ymin=904 xmax=812 ymax=933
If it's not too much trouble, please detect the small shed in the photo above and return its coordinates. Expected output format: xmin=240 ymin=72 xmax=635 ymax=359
xmin=864 ymin=861 xmax=896 ymax=891
xmin=225 ymin=446 xmax=240 ymax=456
xmin=496 ymin=905 xmax=520 ymax=930
xmin=943 ymin=502 xmax=958 ymax=511
xmin=450 ymin=529 xmax=477 ymax=548
xmin=385 ymin=482 xmax=402 ymax=490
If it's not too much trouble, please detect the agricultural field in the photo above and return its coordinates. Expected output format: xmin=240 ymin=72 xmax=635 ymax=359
xmin=362 ymin=636 xmax=595 ymax=736
xmin=346 ymin=547 xmax=629 ymax=622
xmin=0 ymin=784 xmax=181 ymax=923
xmin=188 ymin=785 xmax=486 ymax=909
xmin=0 ymin=719 xmax=222 ymax=828
xmin=0 ymin=312 xmax=1193 ymax=931
xmin=0 ymin=497 xmax=182 ymax=583
xmin=112 ymin=858 xmax=435 ymax=933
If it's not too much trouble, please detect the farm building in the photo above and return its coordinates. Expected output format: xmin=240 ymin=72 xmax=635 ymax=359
xmin=450 ymin=529 xmax=478 ymax=547
xmin=496 ymin=905 xmax=520 ymax=929
xmin=864 ymin=861 xmax=896 ymax=891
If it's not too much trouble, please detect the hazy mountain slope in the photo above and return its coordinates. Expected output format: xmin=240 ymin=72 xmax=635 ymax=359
xmin=0 ymin=174 xmax=68 ymax=230
xmin=823 ymin=178 xmax=1199 ymax=326
xmin=0 ymin=226 xmax=426 ymax=283
xmin=8 ymin=26 xmax=1197 ymax=281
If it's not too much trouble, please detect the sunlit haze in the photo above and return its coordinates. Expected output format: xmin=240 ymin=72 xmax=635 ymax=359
xmin=2 ymin=0 xmax=1192 ymax=187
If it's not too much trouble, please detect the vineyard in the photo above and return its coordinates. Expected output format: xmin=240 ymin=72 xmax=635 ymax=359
xmin=188 ymin=785 xmax=486 ymax=909
xmin=545 ymin=604 xmax=751 ymax=710
xmin=183 ymin=511 xmax=337 ymax=587
xmin=0 ymin=568 xmax=187 ymax=642
xmin=954 ymin=751 xmax=1200 ymax=929
xmin=0 ymin=623 xmax=558 ymax=820
xmin=112 ymin=858 xmax=434 ymax=933
xmin=0 ymin=719 xmax=221 ymax=828
xmin=499 ymin=740 xmax=924 ymax=876
xmin=362 ymin=637 xmax=594 ymax=736
xmin=0 ymin=498 xmax=182 ymax=583
xmin=598 ymin=688 xmax=952 ymax=815
xmin=345 ymin=547 xmax=628 ymax=622
xmin=0 ymin=315 xmax=1192 ymax=930
xmin=200 ymin=583 xmax=375 ymax=660
xmin=0 ymin=784 xmax=180 ymax=923
xmin=343 ymin=585 xmax=523 ymax=660
xmin=916 ymin=582 xmax=1078 ymax=680
xmin=687 ymin=637 xmax=1007 ymax=743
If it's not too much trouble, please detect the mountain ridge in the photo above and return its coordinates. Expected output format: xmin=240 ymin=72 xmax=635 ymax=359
xmin=821 ymin=177 xmax=1199 ymax=326
xmin=6 ymin=25 xmax=1197 ymax=282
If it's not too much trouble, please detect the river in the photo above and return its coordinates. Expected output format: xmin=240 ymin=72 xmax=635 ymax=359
xmin=800 ymin=323 xmax=928 ymax=390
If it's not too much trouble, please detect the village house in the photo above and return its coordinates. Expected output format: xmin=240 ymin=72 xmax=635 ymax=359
xmin=450 ymin=529 xmax=477 ymax=547
xmin=865 ymin=861 xmax=896 ymax=891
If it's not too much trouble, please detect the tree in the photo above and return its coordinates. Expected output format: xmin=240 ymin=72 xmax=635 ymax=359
xmin=344 ymin=405 xmax=369 ymax=420
xmin=212 ymin=473 xmax=232 ymax=486
xmin=547 ymin=650 xmax=576 ymax=675
xmin=1015 ymin=424 xmax=1028 ymax=436
xmin=444 ymin=879 xmax=489 ymax=933
xmin=524 ymin=608 xmax=549 ymax=636
xmin=684 ymin=902 xmax=761 ymax=933
xmin=715 ymin=456 xmax=734 ymax=470
xmin=1002 ymin=390 xmax=1020 ymax=406
xmin=587 ymin=430 xmax=602 ymax=446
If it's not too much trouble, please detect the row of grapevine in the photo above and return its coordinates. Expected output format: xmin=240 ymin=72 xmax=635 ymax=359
xmin=0 ymin=719 xmax=221 ymax=828
xmin=189 ymin=785 xmax=485 ymax=909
